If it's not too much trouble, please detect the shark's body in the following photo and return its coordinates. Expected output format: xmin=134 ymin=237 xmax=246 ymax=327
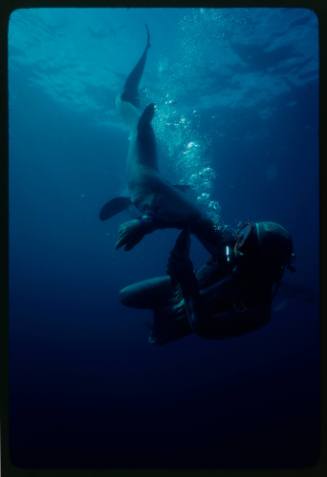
xmin=100 ymin=29 xmax=202 ymax=226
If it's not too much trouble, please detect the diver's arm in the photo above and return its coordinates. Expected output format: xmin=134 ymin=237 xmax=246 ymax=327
xmin=166 ymin=229 xmax=204 ymax=333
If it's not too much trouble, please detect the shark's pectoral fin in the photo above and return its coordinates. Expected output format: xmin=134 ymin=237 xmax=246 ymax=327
xmin=99 ymin=196 xmax=131 ymax=221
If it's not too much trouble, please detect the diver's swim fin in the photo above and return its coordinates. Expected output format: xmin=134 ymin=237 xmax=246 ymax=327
xmin=99 ymin=196 xmax=131 ymax=221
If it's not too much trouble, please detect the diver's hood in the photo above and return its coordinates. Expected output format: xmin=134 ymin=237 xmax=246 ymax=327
xmin=235 ymin=221 xmax=295 ymax=278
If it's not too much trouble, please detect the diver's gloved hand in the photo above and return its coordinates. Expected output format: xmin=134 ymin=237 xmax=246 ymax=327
xmin=167 ymin=229 xmax=198 ymax=297
xmin=115 ymin=217 xmax=155 ymax=251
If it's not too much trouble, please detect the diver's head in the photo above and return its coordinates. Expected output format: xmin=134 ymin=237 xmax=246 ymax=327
xmin=234 ymin=221 xmax=295 ymax=281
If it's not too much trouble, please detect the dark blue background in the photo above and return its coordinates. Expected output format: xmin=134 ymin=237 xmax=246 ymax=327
xmin=8 ymin=8 xmax=319 ymax=469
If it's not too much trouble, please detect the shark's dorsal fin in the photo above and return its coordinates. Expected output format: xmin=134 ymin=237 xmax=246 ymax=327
xmin=99 ymin=196 xmax=131 ymax=221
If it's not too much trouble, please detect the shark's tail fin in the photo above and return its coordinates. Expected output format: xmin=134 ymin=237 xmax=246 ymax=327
xmin=120 ymin=25 xmax=151 ymax=110
xmin=145 ymin=24 xmax=151 ymax=49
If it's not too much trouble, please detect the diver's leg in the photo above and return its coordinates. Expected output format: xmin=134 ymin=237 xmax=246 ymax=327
xmin=120 ymin=275 xmax=172 ymax=309
xmin=121 ymin=25 xmax=151 ymax=108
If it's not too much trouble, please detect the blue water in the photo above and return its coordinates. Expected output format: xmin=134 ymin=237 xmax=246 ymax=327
xmin=8 ymin=7 xmax=320 ymax=469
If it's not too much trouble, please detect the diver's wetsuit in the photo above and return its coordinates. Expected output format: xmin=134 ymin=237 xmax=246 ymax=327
xmin=121 ymin=221 xmax=274 ymax=344
xmin=177 ymin=249 xmax=273 ymax=341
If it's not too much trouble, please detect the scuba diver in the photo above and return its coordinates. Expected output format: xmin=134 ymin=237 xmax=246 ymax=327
xmin=118 ymin=220 xmax=295 ymax=345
